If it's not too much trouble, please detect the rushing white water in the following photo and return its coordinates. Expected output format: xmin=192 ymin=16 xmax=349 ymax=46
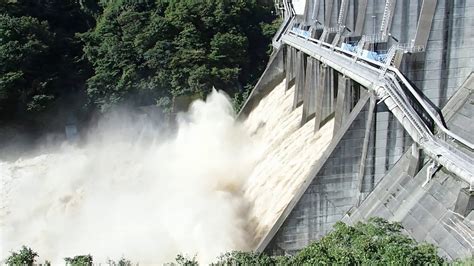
xmin=241 ymin=82 xmax=334 ymax=244
xmin=0 ymin=80 xmax=334 ymax=264
xmin=0 ymin=91 xmax=259 ymax=264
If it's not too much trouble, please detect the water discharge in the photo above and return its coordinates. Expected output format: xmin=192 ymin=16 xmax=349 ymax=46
xmin=0 ymin=80 xmax=334 ymax=264
xmin=242 ymin=82 xmax=334 ymax=244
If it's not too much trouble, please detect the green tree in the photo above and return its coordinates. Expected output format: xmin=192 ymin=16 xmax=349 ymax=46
xmin=213 ymin=251 xmax=282 ymax=265
xmin=0 ymin=0 xmax=94 ymax=122
xmin=6 ymin=246 xmax=38 ymax=266
xmin=453 ymin=256 xmax=474 ymax=266
xmin=107 ymin=257 xmax=132 ymax=266
xmin=81 ymin=0 xmax=277 ymax=112
xmin=292 ymin=217 xmax=444 ymax=265
xmin=175 ymin=254 xmax=198 ymax=266
xmin=0 ymin=14 xmax=55 ymax=116
xmin=64 ymin=254 xmax=93 ymax=266
xmin=209 ymin=218 xmax=444 ymax=265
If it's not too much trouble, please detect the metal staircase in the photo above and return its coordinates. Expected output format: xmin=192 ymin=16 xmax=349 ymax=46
xmin=337 ymin=0 xmax=349 ymax=26
xmin=380 ymin=0 xmax=395 ymax=39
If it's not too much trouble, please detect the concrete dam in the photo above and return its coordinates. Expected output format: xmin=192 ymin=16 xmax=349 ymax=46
xmin=1 ymin=0 xmax=473 ymax=263
xmin=240 ymin=0 xmax=474 ymax=260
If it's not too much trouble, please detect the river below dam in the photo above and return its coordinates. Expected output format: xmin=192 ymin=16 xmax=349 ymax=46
xmin=0 ymin=80 xmax=334 ymax=264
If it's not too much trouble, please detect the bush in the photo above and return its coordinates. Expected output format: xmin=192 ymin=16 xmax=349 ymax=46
xmin=291 ymin=217 xmax=444 ymax=265
xmin=64 ymin=254 xmax=93 ymax=266
xmin=213 ymin=251 xmax=278 ymax=265
xmin=107 ymin=257 xmax=132 ymax=266
xmin=210 ymin=218 xmax=445 ymax=265
xmin=174 ymin=254 xmax=198 ymax=266
xmin=6 ymin=246 xmax=38 ymax=266
xmin=5 ymin=218 xmax=448 ymax=265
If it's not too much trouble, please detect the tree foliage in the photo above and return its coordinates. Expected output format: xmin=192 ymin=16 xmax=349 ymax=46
xmin=5 ymin=246 xmax=38 ymax=266
xmin=0 ymin=14 xmax=55 ymax=115
xmin=174 ymin=254 xmax=199 ymax=266
xmin=291 ymin=217 xmax=444 ymax=265
xmin=64 ymin=254 xmax=93 ymax=266
xmin=107 ymin=257 xmax=133 ymax=266
xmin=0 ymin=0 xmax=94 ymax=120
xmin=1 ymin=0 xmax=277 ymax=123
xmin=5 ymin=219 xmax=449 ymax=265
xmin=209 ymin=218 xmax=445 ymax=265
xmin=81 ymin=0 xmax=277 ymax=111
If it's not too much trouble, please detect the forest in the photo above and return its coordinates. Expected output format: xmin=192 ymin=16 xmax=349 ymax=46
xmin=0 ymin=0 xmax=279 ymax=128
xmin=6 ymin=218 xmax=452 ymax=265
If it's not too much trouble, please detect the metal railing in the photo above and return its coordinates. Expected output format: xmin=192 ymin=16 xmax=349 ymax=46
xmin=288 ymin=30 xmax=474 ymax=151
xmin=284 ymin=30 xmax=474 ymax=189
xmin=337 ymin=0 xmax=349 ymax=25
xmin=363 ymin=34 xmax=386 ymax=43
xmin=380 ymin=0 xmax=394 ymax=36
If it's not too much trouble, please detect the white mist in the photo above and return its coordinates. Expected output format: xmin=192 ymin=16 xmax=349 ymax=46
xmin=1 ymin=90 xmax=259 ymax=264
xmin=1 ymin=80 xmax=335 ymax=264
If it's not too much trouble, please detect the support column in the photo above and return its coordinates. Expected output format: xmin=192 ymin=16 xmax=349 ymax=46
xmin=374 ymin=109 xmax=390 ymax=184
xmin=334 ymin=75 xmax=351 ymax=134
xmin=350 ymin=82 xmax=361 ymax=111
xmin=354 ymin=0 xmax=368 ymax=36
xmin=301 ymin=58 xmax=318 ymax=125
xmin=323 ymin=0 xmax=334 ymax=27
xmin=293 ymin=51 xmax=306 ymax=109
xmin=311 ymin=0 xmax=321 ymax=22
xmin=314 ymin=63 xmax=327 ymax=132
xmin=357 ymin=93 xmax=376 ymax=205
xmin=285 ymin=47 xmax=296 ymax=91
xmin=303 ymin=0 xmax=316 ymax=25
xmin=413 ymin=0 xmax=438 ymax=47
xmin=322 ymin=68 xmax=335 ymax=120
xmin=407 ymin=143 xmax=420 ymax=177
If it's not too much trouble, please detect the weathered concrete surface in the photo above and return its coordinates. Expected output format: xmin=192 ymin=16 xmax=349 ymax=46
xmin=401 ymin=0 xmax=474 ymax=107
xmin=333 ymin=75 xmax=351 ymax=134
xmin=442 ymin=72 xmax=474 ymax=153
xmin=341 ymin=75 xmax=474 ymax=260
xmin=239 ymin=1 xmax=474 ymax=260
xmin=342 ymin=153 xmax=472 ymax=260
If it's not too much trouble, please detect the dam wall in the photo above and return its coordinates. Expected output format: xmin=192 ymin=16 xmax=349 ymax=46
xmin=242 ymin=0 xmax=473 ymax=260
xmin=342 ymin=76 xmax=474 ymax=259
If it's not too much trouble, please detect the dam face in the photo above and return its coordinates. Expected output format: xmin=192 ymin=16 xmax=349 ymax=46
xmin=242 ymin=0 xmax=474 ymax=260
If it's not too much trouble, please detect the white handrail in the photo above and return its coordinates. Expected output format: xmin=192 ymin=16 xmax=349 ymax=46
xmin=390 ymin=67 xmax=474 ymax=150
xmin=283 ymin=31 xmax=474 ymax=189
xmin=288 ymin=30 xmax=474 ymax=151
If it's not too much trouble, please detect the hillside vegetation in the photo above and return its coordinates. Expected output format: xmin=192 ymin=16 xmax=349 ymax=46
xmin=6 ymin=218 xmax=454 ymax=265
xmin=0 ymin=0 xmax=278 ymax=125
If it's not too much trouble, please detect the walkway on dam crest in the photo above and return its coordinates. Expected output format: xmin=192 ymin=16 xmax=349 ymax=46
xmin=281 ymin=31 xmax=474 ymax=191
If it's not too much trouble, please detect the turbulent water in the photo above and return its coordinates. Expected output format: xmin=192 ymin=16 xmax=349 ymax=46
xmin=242 ymin=82 xmax=334 ymax=244
xmin=0 ymin=80 xmax=334 ymax=264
